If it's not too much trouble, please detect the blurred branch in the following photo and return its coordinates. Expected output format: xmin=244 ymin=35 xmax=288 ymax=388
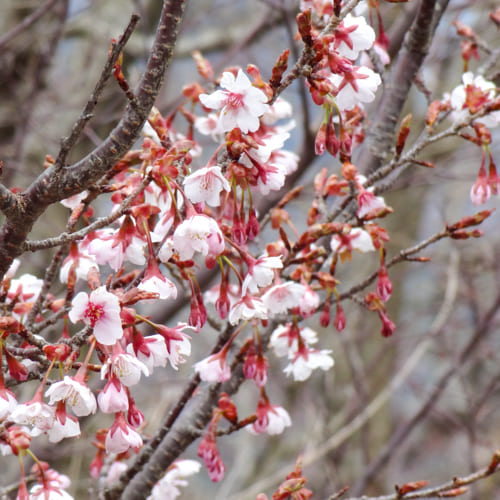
xmin=0 ymin=0 xmax=186 ymax=281
xmin=0 ymin=0 xmax=63 ymax=50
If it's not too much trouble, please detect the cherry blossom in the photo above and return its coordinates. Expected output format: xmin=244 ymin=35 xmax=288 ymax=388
xmin=331 ymin=227 xmax=375 ymax=259
xmin=105 ymin=412 xmax=143 ymax=454
xmin=127 ymin=334 xmax=169 ymax=374
xmin=199 ymin=69 xmax=269 ymax=133
xmin=172 ymin=214 xmax=225 ymax=261
xmin=330 ymin=66 xmax=382 ymax=111
xmin=45 ymin=376 xmax=97 ymax=417
xmin=194 ymin=351 xmax=231 ymax=383
xmin=228 ymin=294 xmax=268 ymax=325
xmin=248 ymin=396 xmax=291 ymax=435
xmin=242 ymin=255 xmax=283 ymax=294
xmin=60 ymin=190 xmax=88 ymax=210
xmin=284 ymin=346 xmax=334 ymax=382
xmin=0 ymin=386 xmax=17 ymax=420
xmin=334 ymin=14 xmax=376 ymax=60
xmin=147 ymin=460 xmax=201 ymax=500
xmin=86 ymin=227 xmax=146 ymax=271
xmin=450 ymin=72 xmax=500 ymax=127
xmin=69 ymin=287 xmax=123 ymax=345
xmin=138 ymin=271 xmax=178 ymax=301
xmin=261 ymin=282 xmax=308 ymax=316
xmin=194 ymin=112 xmax=225 ymax=141
xmin=10 ymin=401 xmax=54 ymax=433
xmin=47 ymin=405 xmax=81 ymax=443
xmin=270 ymin=324 xmax=318 ymax=358
xmin=183 ymin=166 xmax=230 ymax=206
xmin=97 ymin=377 xmax=129 ymax=413
xmin=59 ymin=244 xmax=98 ymax=284
xmin=101 ymin=351 xmax=149 ymax=387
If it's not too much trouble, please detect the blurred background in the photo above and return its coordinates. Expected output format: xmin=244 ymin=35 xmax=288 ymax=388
xmin=1 ymin=0 xmax=500 ymax=498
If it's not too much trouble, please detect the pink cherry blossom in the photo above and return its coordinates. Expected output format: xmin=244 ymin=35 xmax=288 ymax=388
xmin=59 ymin=245 xmax=98 ymax=284
xmin=183 ymin=166 xmax=230 ymax=206
xmin=147 ymin=460 xmax=201 ymax=500
xmin=86 ymin=228 xmax=146 ymax=271
xmin=138 ymin=272 xmax=178 ymax=301
xmin=249 ymin=397 xmax=291 ymax=436
xmin=69 ymin=287 xmax=123 ymax=345
xmin=127 ymin=334 xmax=169 ymax=374
xmin=242 ymin=255 xmax=283 ymax=295
xmin=261 ymin=282 xmax=307 ymax=316
xmin=199 ymin=69 xmax=269 ymax=134
xmin=172 ymin=215 xmax=224 ymax=261
xmin=45 ymin=376 xmax=97 ymax=417
xmin=47 ymin=405 xmax=81 ymax=443
xmin=270 ymin=324 xmax=318 ymax=358
xmin=105 ymin=413 xmax=143 ymax=454
xmin=357 ymin=188 xmax=388 ymax=219
xmin=194 ymin=351 xmax=231 ymax=383
xmin=97 ymin=377 xmax=129 ymax=413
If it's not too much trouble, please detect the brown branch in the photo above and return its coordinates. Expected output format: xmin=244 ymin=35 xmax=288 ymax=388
xmin=0 ymin=0 xmax=186 ymax=282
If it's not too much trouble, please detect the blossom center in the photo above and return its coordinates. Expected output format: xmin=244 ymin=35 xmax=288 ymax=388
xmin=224 ymin=92 xmax=244 ymax=109
xmin=84 ymin=302 xmax=105 ymax=327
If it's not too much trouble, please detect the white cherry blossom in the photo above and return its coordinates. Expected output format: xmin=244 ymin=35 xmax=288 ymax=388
xmin=45 ymin=376 xmax=97 ymax=417
xmin=199 ymin=69 xmax=269 ymax=133
xmin=183 ymin=166 xmax=230 ymax=206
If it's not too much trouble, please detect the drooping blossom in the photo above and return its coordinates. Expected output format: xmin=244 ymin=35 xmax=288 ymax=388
xmin=284 ymin=345 xmax=335 ymax=382
xmin=172 ymin=215 xmax=225 ymax=261
xmin=199 ymin=69 xmax=269 ymax=133
xmin=105 ymin=412 xmax=143 ymax=454
xmin=127 ymin=334 xmax=169 ymax=375
xmin=270 ymin=324 xmax=318 ymax=358
xmin=147 ymin=460 xmax=201 ymax=500
xmin=248 ymin=395 xmax=291 ymax=435
xmin=101 ymin=351 xmax=149 ymax=387
xmin=228 ymin=294 xmax=268 ymax=325
xmin=47 ymin=403 xmax=81 ymax=443
xmin=97 ymin=376 xmax=129 ymax=414
xmin=138 ymin=259 xmax=177 ymax=301
xmin=10 ymin=401 xmax=54 ymax=433
xmin=29 ymin=464 xmax=74 ymax=500
xmin=183 ymin=166 xmax=230 ymax=206
xmin=69 ymin=287 xmax=123 ymax=345
xmin=194 ymin=351 xmax=231 ymax=383
xmin=45 ymin=376 xmax=97 ymax=417
xmin=242 ymin=255 xmax=283 ymax=295
xmin=59 ymin=244 xmax=98 ymax=284
xmin=261 ymin=282 xmax=308 ymax=316
xmin=86 ymin=227 xmax=146 ymax=271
